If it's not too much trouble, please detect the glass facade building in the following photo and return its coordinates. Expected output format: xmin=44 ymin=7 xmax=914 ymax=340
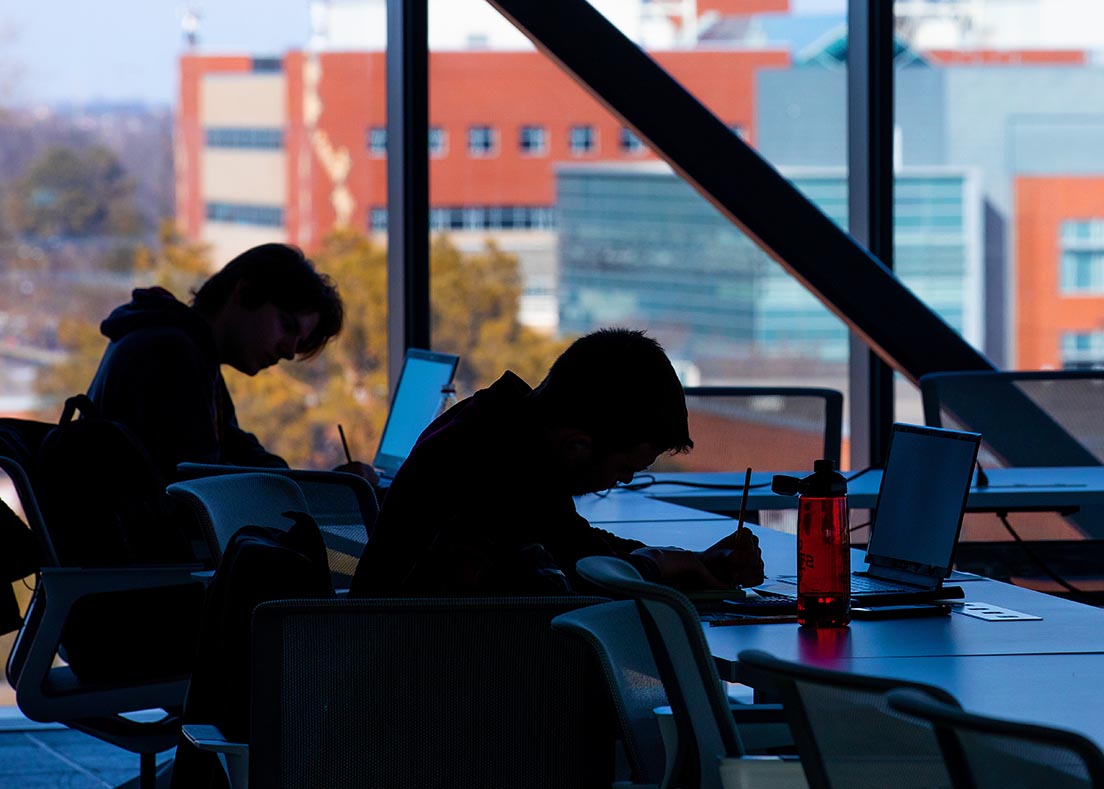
xmin=558 ymin=164 xmax=980 ymax=380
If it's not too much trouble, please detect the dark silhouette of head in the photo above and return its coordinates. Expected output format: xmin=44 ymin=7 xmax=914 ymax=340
xmin=532 ymin=328 xmax=692 ymax=457
xmin=192 ymin=243 xmax=343 ymax=358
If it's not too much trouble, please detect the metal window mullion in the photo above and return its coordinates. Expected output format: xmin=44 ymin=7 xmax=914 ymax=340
xmin=386 ymin=0 xmax=431 ymax=396
xmin=847 ymin=0 xmax=896 ymax=469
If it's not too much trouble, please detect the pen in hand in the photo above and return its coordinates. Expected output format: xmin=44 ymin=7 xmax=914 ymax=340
xmin=338 ymin=424 xmax=353 ymax=464
xmin=736 ymin=466 xmax=752 ymax=535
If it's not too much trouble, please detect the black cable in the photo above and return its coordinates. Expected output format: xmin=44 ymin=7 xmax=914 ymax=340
xmin=617 ymin=473 xmax=773 ymax=492
xmin=620 ymin=465 xmax=875 ymax=493
xmin=848 ymin=520 xmax=871 ymax=534
xmin=995 ymin=511 xmax=1096 ymax=603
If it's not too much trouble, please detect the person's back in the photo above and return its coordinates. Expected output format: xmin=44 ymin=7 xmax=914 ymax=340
xmin=352 ymin=328 xmax=765 ymax=598
xmin=87 ymin=243 xmax=345 ymax=481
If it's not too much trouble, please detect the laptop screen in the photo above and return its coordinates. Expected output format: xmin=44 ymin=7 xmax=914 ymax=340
xmin=373 ymin=349 xmax=459 ymax=475
xmin=865 ymin=423 xmax=981 ymax=580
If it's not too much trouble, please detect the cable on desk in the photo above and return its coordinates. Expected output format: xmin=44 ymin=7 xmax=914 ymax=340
xmin=996 ymin=511 xmax=1096 ymax=604
xmin=617 ymin=474 xmax=773 ymax=492
xmin=618 ymin=466 xmax=874 ymax=493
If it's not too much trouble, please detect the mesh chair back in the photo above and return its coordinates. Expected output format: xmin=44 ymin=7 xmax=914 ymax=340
xmin=250 ymin=597 xmax=614 ymax=789
xmin=175 ymin=463 xmax=378 ymax=584
xmin=166 ymin=473 xmax=309 ymax=563
xmin=575 ymin=556 xmax=743 ymax=789
xmin=654 ymin=386 xmax=843 ymax=473
xmin=920 ymin=370 xmax=1104 ymax=468
xmin=887 ymin=688 xmax=1104 ymax=789
xmin=551 ymin=599 xmax=671 ymax=785
xmin=737 ymin=649 xmax=958 ymax=789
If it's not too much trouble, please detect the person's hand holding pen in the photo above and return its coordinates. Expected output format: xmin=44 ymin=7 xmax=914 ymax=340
xmin=701 ymin=467 xmax=764 ymax=587
xmin=630 ymin=466 xmax=764 ymax=589
xmin=332 ymin=424 xmax=381 ymax=486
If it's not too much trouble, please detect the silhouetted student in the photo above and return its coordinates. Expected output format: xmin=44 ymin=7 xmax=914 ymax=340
xmin=87 ymin=243 xmax=376 ymax=483
xmin=351 ymin=328 xmax=763 ymax=596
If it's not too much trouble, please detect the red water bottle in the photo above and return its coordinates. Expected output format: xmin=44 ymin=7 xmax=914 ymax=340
xmin=772 ymin=459 xmax=850 ymax=627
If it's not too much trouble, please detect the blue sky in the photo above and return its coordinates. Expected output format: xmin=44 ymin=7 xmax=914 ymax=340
xmin=2 ymin=1 xmax=312 ymax=107
xmin=1 ymin=0 xmax=844 ymax=108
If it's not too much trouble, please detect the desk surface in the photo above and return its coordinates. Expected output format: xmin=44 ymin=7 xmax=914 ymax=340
xmin=573 ymin=484 xmax=1104 ymax=747
xmin=636 ymin=467 xmax=1104 ymax=516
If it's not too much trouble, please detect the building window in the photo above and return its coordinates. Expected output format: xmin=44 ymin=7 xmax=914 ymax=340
xmin=468 ymin=125 xmax=497 ymax=156
xmin=205 ymin=127 xmax=283 ymax=149
xmin=1062 ymin=331 xmax=1104 ymax=369
xmin=1060 ymin=220 xmax=1104 ymax=294
xmin=619 ymin=127 xmax=645 ymax=154
xmin=429 ymin=126 xmax=447 ymax=157
xmin=569 ymin=125 xmax=596 ymax=155
xmin=205 ymin=201 xmax=284 ymax=227
xmin=519 ymin=125 xmax=547 ymax=156
xmin=369 ymin=207 xmax=388 ymax=232
xmin=251 ymin=57 xmax=282 ymax=73
xmin=367 ymin=127 xmax=387 ymax=156
xmin=429 ymin=205 xmax=556 ymax=232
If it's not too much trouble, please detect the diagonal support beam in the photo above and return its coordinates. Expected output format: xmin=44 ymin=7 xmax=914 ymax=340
xmin=481 ymin=0 xmax=1104 ymax=484
xmin=485 ymin=0 xmax=993 ymax=383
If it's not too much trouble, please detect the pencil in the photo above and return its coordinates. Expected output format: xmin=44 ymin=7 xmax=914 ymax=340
xmin=338 ymin=424 xmax=353 ymax=464
xmin=736 ymin=466 xmax=752 ymax=534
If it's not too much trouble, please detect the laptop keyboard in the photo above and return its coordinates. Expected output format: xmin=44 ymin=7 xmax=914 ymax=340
xmin=849 ymin=574 xmax=916 ymax=593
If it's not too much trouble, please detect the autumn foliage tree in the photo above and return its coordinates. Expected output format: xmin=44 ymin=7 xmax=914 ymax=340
xmin=37 ymin=227 xmax=569 ymax=469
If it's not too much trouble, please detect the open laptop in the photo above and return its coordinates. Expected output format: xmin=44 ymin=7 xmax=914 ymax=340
xmin=756 ymin=422 xmax=981 ymax=604
xmin=372 ymin=349 xmax=460 ymax=486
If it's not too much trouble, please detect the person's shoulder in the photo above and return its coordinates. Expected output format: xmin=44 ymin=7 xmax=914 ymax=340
xmin=108 ymin=323 xmax=212 ymax=367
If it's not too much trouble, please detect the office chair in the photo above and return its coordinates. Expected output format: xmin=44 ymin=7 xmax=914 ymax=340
xmin=184 ymin=596 xmax=616 ymax=789
xmin=887 ymin=688 xmax=1104 ymax=789
xmin=919 ymin=370 xmax=1104 ymax=468
xmin=919 ymin=369 xmax=1104 ymax=595
xmin=572 ymin=556 xmax=803 ymax=789
xmin=736 ymin=649 xmax=960 ymax=789
xmin=1 ymin=454 xmax=205 ymax=789
xmin=166 ymin=472 xmax=310 ymax=561
xmin=652 ymin=386 xmax=843 ymax=473
xmin=174 ymin=463 xmax=379 ymax=585
xmin=551 ymin=599 xmax=674 ymax=787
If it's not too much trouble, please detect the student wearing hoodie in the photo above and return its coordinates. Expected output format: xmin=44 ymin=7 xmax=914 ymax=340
xmin=87 ymin=243 xmax=370 ymax=481
xmin=351 ymin=328 xmax=764 ymax=596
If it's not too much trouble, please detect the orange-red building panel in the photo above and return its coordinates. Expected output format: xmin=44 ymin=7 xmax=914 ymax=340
xmin=925 ymin=49 xmax=1086 ymax=65
xmin=180 ymin=47 xmax=789 ymax=249
xmin=1015 ymin=176 xmax=1104 ymax=369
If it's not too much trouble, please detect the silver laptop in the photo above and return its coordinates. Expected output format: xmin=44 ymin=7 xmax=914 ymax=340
xmin=373 ymin=349 xmax=459 ymax=484
xmin=757 ymin=423 xmax=981 ymax=603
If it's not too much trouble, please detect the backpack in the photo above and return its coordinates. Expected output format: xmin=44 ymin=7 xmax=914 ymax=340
xmin=33 ymin=394 xmax=205 ymax=682
xmin=171 ymin=511 xmax=334 ymax=789
xmin=35 ymin=394 xmax=196 ymax=566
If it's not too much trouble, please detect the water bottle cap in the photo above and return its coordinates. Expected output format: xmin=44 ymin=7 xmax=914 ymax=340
xmin=802 ymin=458 xmax=847 ymax=496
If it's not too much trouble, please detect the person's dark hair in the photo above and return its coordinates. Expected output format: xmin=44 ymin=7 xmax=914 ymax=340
xmin=191 ymin=243 xmax=343 ymax=358
xmin=531 ymin=328 xmax=693 ymax=455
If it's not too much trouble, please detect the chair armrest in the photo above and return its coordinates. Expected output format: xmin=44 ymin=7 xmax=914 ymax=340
xmin=10 ymin=565 xmax=207 ymax=723
xmin=719 ymin=755 xmax=808 ymax=789
xmin=183 ymin=724 xmax=249 ymax=757
xmin=183 ymin=724 xmax=250 ymax=789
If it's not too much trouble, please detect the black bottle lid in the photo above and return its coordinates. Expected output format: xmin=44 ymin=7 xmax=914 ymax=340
xmin=772 ymin=458 xmax=847 ymax=497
